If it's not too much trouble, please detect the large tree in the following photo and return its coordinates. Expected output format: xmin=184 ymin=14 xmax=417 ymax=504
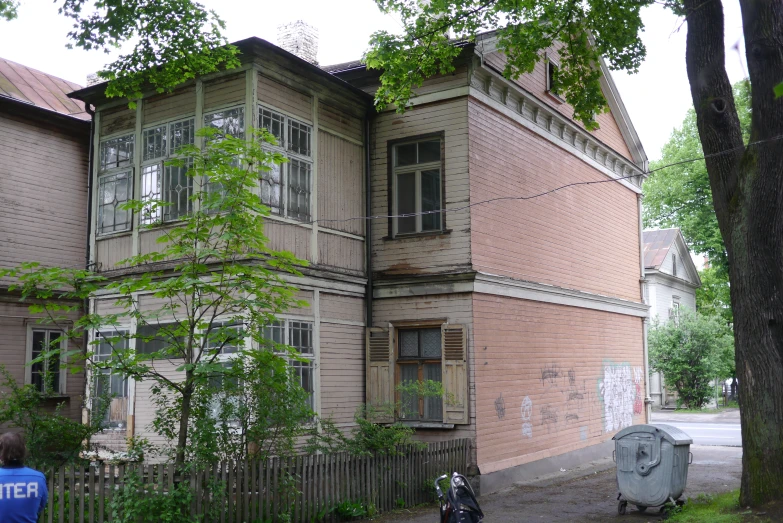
xmin=366 ymin=0 xmax=783 ymax=506
xmin=0 ymin=0 xmax=238 ymax=101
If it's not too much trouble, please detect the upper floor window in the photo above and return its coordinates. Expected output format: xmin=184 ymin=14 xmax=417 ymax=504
xmin=140 ymin=117 xmax=196 ymax=224
xmin=672 ymin=254 xmax=678 ymax=277
xmin=546 ymin=56 xmax=562 ymax=100
xmin=27 ymin=328 xmax=65 ymax=395
xmin=392 ymin=138 xmax=442 ymax=235
xmin=204 ymin=107 xmax=245 ymax=141
xmin=98 ymin=134 xmax=135 ymax=235
xmin=258 ymin=106 xmax=313 ymax=222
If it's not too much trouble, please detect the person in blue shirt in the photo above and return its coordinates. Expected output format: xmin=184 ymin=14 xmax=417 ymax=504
xmin=0 ymin=432 xmax=48 ymax=523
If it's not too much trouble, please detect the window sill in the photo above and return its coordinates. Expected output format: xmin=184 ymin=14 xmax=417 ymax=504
xmin=545 ymin=91 xmax=566 ymax=105
xmin=96 ymin=230 xmax=132 ymax=240
xmin=399 ymin=421 xmax=455 ymax=429
xmin=383 ymin=229 xmax=452 ymax=241
xmin=40 ymin=394 xmax=70 ymax=401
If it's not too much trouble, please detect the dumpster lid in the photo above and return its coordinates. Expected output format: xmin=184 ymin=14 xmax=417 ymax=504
xmin=612 ymin=424 xmax=693 ymax=445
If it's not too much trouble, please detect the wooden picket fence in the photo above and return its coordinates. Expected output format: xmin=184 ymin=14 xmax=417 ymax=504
xmin=40 ymin=438 xmax=470 ymax=523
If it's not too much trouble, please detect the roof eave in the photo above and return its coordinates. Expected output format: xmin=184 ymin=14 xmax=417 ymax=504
xmin=0 ymin=95 xmax=91 ymax=130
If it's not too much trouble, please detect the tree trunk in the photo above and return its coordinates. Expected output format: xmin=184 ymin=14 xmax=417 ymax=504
xmin=684 ymin=0 xmax=783 ymax=506
xmin=176 ymin=376 xmax=194 ymax=470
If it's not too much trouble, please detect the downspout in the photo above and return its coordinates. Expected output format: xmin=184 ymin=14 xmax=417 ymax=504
xmin=638 ymin=190 xmax=652 ymax=423
xmin=365 ymin=111 xmax=373 ymax=328
xmin=83 ymin=104 xmax=96 ymax=427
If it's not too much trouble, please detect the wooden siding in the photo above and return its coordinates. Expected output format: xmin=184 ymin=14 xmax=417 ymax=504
xmin=468 ymin=98 xmax=641 ymax=302
xmin=133 ymin=359 xmax=182 ymax=451
xmin=94 ymin=297 xmax=127 ymax=317
xmin=0 ymin=301 xmax=84 ymax=422
xmin=95 ymin=235 xmax=132 ymax=271
xmin=143 ymin=86 xmax=196 ymax=123
xmin=264 ymin=221 xmax=312 ymax=262
xmin=317 ymin=233 xmax=364 ymax=274
xmin=372 ymin=294 xmax=476 ymax=446
xmin=482 ymin=50 xmax=634 ymax=161
xmin=0 ymin=112 xmax=88 ymax=286
xmin=100 ymin=105 xmax=136 ymax=136
xmin=472 ymin=294 xmax=645 ymax=474
xmin=318 ymin=102 xmax=362 ymax=143
xmin=257 ymin=74 xmax=313 ymax=122
xmin=413 ymin=66 xmax=470 ymax=97
xmin=318 ymin=131 xmax=364 ymax=236
xmin=139 ymin=227 xmax=170 ymax=256
xmin=371 ymin=98 xmax=471 ymax=276
xmin=203 ymin=73 xmax=246 ymax=111
xmin=320 ymin=292 xmax=365 ymax=429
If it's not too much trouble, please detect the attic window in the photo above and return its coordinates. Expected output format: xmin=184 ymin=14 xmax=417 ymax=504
xmin=546 ymin=58 xmax=562 ymax=101
xmin=672 ymin=254 xmax=677 ymax=277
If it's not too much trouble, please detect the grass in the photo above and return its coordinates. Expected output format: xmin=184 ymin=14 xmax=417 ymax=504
xmin=665 ymin=491 xmax=773 ymax=523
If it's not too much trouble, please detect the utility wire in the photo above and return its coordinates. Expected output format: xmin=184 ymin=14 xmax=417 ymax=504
xmin=308 ymin=132 xmax=783 ymax=226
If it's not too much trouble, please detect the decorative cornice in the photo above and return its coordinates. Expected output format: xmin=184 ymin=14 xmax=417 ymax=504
xmin=468 ymin=63 xmax=645 ymax=193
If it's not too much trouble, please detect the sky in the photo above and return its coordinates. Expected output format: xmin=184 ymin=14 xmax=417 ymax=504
xmin=0 ymin=0 xmax=747 ymax=161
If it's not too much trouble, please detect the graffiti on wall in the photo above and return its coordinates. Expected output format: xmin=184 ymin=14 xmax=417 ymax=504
xmin=495 ymin=393 xmax=506 ymax=420
xmin=633 ymin=367 xmax=644 ymax=415
xmin=521 ymin=396 xmax=533 ymax=438
xmin=599 ymin=363 xmax=644 ymax=433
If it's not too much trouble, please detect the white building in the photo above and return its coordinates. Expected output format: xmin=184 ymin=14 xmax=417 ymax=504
xmin=643 ymin=228 xmax=701 ymax=406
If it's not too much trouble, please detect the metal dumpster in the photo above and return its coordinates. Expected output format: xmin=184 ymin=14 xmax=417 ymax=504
xmin=613 ymin=424 xmax=693 ymax=515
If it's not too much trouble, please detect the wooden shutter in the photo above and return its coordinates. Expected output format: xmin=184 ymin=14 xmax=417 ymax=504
xmin=441 ymin=324 xmax=469 ymax=424
xmin=366 ymin=325 xmax=394 ymax=423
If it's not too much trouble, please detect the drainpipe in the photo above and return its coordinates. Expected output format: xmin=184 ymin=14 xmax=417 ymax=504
xmin=364 ymin=111 xmax=373 ymax=328
xmin=83 ymin=104 xmax=96 ymax=426
xmin=638 ymin=191 xmax=652 ymax=423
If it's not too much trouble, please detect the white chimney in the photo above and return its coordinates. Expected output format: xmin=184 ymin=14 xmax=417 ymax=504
xmin=86 ymin=73 xmax=102 ymax=86
xmin=277 ymin=21 xmax=319 ymax=65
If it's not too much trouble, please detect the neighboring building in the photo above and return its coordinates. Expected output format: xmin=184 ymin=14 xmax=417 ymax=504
xmin=642 ymin=228 xmax=701 ymax=406
xmin=0 ymin=57 xmax=91 ymax=421
xmin=68 ymin=27 xmax=650 ymax=492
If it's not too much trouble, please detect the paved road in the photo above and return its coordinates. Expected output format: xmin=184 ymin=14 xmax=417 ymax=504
xmin=659 ymin=421 xmax=742 ymax=446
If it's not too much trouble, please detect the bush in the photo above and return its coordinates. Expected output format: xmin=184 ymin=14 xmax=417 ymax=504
xmin=649 ymin=309 xmax=734 ymax=409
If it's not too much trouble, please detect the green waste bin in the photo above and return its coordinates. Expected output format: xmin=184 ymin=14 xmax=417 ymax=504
xmin=612 ymin=424 xmax=693 ymax=515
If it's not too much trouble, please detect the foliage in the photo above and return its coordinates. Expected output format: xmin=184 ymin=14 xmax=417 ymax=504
xmin=154 ymin=348 xmax=314 ymax=465
xmin=649 ymin=308 xmax=734 ymax=409
xmin=1 ymin=0 xmax=238 ymax=102
xmin=665 ymin=491 xmax=744 ymax=523
xmin=365 ymin=0 xmax=650 ymax=128
xmin=1 ymin=128 xmax=308 ymax=468
xmin=696 ymin=266 xmax=733 ymax=325
xmin=0 ymin=366 xmax=107 ymax=470
xmin=643 ymin=80 xmax=751 ymax=278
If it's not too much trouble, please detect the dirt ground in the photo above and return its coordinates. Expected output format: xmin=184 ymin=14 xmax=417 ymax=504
xmin=378 ymin=445 xmax=743 ymax=522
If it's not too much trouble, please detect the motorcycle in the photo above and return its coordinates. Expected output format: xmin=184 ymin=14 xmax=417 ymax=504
xmin=435 ymin=472 xmax=484 ymax=523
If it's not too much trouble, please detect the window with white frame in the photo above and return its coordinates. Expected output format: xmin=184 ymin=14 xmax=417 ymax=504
xmin=204 ymin=321 xmax=244 ymax=423
xmin=397 ymin=327 xmax=443 ymax=421
xmin=136 ymin=323 xmax=184 ymax=356
xmin=94 ymin=331 xmax=129 ymax=429
xmin=204 ymin=107 xmax=245 ymax=141
xmin=392 ymin=138 xmax=442 ymax=235
xmin=672 ymin=253 xmax=678 ymax=277
xmin=263 ymin=319 xmax=315 ymax=411
xmin=546 ymin=56 xmax=563 ymax=100
xmin=28 ymin=329 xmax=65 ymax=395
xmin=140 ymin=118 xmax=196 ymax=224
xmin=258 ymin=106 xmax=313 ymax=221
xmin=97 ymin=134 xmax=135 ymax=235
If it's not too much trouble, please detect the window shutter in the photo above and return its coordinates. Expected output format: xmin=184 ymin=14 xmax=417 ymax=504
xmin=366 ymin=325 xmax=395 ymax=423
xmin=441 ymin=324 xmax=469 ymax=424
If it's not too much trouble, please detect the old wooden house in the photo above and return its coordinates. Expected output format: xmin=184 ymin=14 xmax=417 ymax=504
xmin=67 ymin=29 xmax=650 ymax=492
xmin=0 ymin=57 xmax=90 ymax=421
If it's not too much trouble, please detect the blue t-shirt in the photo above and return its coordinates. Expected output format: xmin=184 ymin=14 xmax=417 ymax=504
xmin=0 ymin=466 xmax=48 ymax=523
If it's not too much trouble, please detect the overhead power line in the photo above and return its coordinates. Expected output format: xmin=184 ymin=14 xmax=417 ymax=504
xmin=308 ymin=132 xmax=783 ymax=226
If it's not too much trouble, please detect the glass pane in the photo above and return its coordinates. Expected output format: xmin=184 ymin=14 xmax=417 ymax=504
xmin=260 ymin=162 xmax=282 ymax=215
xmin=204 ymin=107 xmax=245 ymax=140
xmin=99 ymin=135 xmax=134 ymax=171
xmin=136 ymin=324 xmax=181 ymax=355
xmin=142 ymin=126 xmax=166 ymax=161
xmin=259 ymin=107 xmax=285 ymax=146
xmin=163 ymin=162 xmax=193 ymax=222
xmin=286 ymin=159 xmax=311 ymax=222
xmin=98 ymin=171 xmax=132 ymax=234
xmin=420 ymin=328 xmax=442 ymax=358
xmin=421 ymin=169 xmax=441 ymax=231
xmin=289 ymin=321 xmax=313 ymax=354
xmin=169 ymin=119 xmax=195 ymax=154
xmin=399 ymin=330 xmax=419 ymax=358
xmin=288 ymin=119 xmax=311 ymax=156
xmin=423 ymin=363 xmax=443 ymax=421
xmin=141 ymin=164 xmax=162 ymax=224
xmin=418 ymin=140 xmax=441 ymax=163
xmin=395 ymin=143 xmax=417 ymax=166
xmin=206 ymin=322 xmax=243 ymax=355
xmin=263 ymin=321 xmax=285 ymax=350
xmin=399 ymin=364 xmax=420 ymax=419
xmin=396 ymin=172 xmax=416 ymax=234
